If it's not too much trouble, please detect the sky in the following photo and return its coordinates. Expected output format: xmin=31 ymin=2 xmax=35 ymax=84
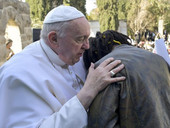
xmin=86 ymin=0 xmax=97 ymax=15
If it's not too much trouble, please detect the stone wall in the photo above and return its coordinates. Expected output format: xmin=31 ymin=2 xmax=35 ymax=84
xmin=89 ymin=20 xmax=128 ymax=37
xmin=118 ymin=20 xmax=127 ymax=35
xmin=89 ymin=20 xmax=100 ymax=37
xmin=0 ymin=0 xmax=32 ymax=65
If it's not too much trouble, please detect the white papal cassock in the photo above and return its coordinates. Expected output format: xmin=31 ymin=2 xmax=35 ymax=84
xmin=0 ymin=39 xmax=87 ymax=128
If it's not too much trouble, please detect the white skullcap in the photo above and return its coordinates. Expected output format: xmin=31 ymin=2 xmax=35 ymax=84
xmin=43 ymin=5 xmax=85 ymax=23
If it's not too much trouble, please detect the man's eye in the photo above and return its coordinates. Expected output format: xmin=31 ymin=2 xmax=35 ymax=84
xmin=77 ymin=37 xmax=85 ymax=43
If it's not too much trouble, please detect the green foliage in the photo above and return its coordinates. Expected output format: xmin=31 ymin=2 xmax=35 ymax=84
xmin=26 ymin=0 xmax=87 ymax=28
xmin=149 ymin=0 xmax=170 ymax=15
xmin=164 ymin=12 xmax=170 ymax=33
xmin=147 ymin=0 xmax=170 ymax=33
xmin=69 ymin=0 xmax=86 ymax=16
xmin=26 ymin=0 xmax=64 ymax=28
xmin=117 ymin=0 xmax=128 ymax=19
xmin=165 ymin=23 xmax=170 ymax=33
xmin=96 ymin=0 xmax=170 ymax=37
xmin=97 ymin=0 xmax=119 ymax=32
xmin=87 ymin=8 xmax=99 ymax=21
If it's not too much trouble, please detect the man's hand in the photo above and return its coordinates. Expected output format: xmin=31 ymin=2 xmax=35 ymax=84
xmin=77 ymin=57 xmax=125 ymax=110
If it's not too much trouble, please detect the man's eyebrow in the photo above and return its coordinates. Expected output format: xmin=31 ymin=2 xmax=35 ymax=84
xmin=77 ymin=36 xmax=84 ymax=38
xmin=76 ymin=35 xmax=85 ymax=37
xmin=75 ymin=34 xmax=89 ymax=40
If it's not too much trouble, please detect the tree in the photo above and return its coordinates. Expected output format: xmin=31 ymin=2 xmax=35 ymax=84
xmin=96 ymin=0 xmax=170 ymax=37
xmin=127 ymin=0 xmax=156 ymax=33
xmin=68 ymin=0 xmax=86 ymax=16
xmin=27 ymin=0 xmax=87 ymax=28
xmin=97 ymin=0 xmax=119 ymax=32
xmin=87 ymin=8 xmax=99 ymax=21
xmin=27 ymin=0 xmax=64 ymax=21
xmin=148 ymin=0 xmax=170 ymax=33
xmin=26 ymin=0 xmax=64 ymax=28
xmin=117 ymin=0 xmax=128 ymax=20
xmin=125 ymin=0 xmax=170 ymax=36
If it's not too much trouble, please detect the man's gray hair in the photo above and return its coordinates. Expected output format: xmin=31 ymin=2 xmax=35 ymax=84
xmin=40 ymin=21 xmax=70 ymax=41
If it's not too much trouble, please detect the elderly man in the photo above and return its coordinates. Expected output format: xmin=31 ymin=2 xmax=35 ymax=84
xmin=0 ymin=6 xmax=125 ymax=128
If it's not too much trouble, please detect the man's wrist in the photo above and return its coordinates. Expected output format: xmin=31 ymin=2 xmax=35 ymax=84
xmin=77 ymin=87 xmax=97 ymax=110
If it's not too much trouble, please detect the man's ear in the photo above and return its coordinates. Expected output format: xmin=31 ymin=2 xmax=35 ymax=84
xmin=48 ymin=31 xmax=58 ymax=45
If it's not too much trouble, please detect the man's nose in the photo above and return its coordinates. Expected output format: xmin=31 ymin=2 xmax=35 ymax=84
xmin=82 ymin=39 xmax=89 ymax=49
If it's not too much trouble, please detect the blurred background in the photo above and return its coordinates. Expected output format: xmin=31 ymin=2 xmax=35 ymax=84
xmin=0 ymin=0 xmax=170 ymax=65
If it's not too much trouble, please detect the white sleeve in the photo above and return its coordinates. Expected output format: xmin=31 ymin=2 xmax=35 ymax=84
xmin=155 ymin=38 xmax=170 ymax=66
xmin=0 ymin=73 xmax=87 ymax=128
xmin=40 ymin=96 xmax=87 ymax=128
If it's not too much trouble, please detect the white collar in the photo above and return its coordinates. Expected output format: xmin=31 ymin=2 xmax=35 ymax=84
xmin=40 ymin=39 xmax=67 ymax=68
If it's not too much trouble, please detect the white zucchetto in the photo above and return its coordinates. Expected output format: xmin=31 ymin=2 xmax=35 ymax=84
xmin=43 ymin=5 xmax=85 ymax=24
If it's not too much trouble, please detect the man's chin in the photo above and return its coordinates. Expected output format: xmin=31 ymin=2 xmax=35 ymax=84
xmin=72 ymin=58 xmax=80 ymax=65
